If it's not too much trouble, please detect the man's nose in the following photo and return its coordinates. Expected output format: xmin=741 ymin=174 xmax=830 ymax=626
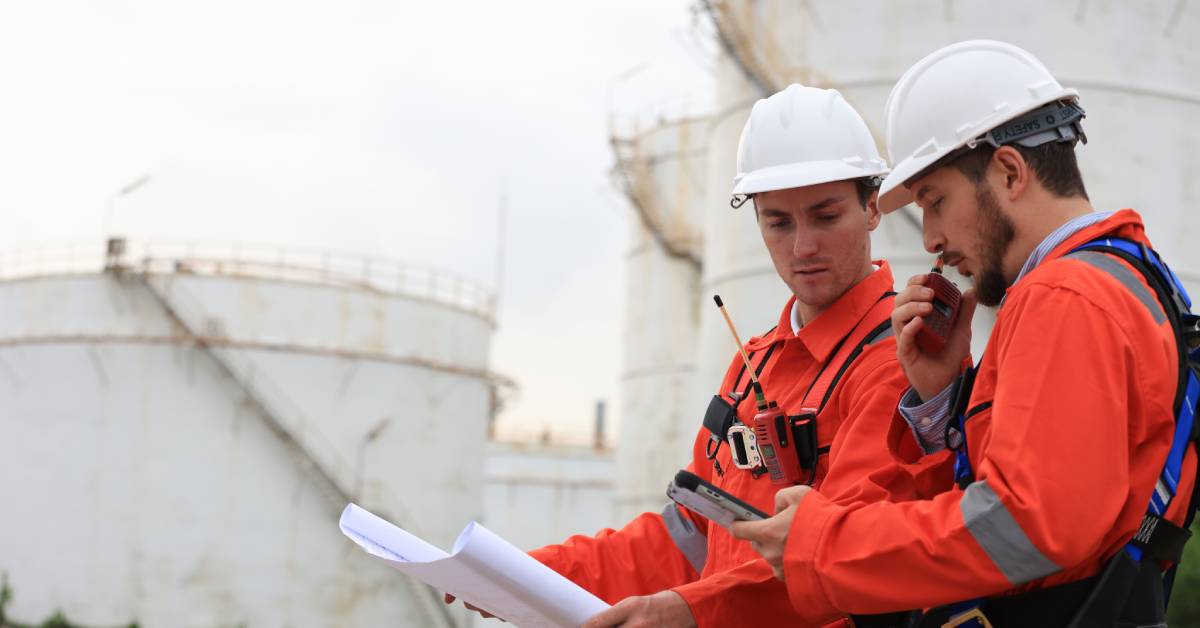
xmin=792 ymin=229 xmax=819 ymax=257
xmin=922 ymin=216 xmax=944 ymax=255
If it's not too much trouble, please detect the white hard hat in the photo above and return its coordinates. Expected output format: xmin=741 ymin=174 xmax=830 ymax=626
xmin=878 ymin=40 xmax=1084 ymax=213
xmin=731 ymin=84 xmax=888 ymax=203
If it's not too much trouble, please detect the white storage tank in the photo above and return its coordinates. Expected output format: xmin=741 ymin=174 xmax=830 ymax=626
xmin=482 ymin=440 xmax=617 ymax=552
xmin=0 ymin=239 xmax=496 ymax=627
xmin=611 ymin=116 xmax=710 ymax=520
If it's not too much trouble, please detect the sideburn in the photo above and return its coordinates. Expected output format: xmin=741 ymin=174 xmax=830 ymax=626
xmin=974 ymin=183 xmax=1017 ymax=307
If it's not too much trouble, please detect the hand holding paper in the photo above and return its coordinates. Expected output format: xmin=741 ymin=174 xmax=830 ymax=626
xmin=338 ymin=504 xmax=610 ymax=627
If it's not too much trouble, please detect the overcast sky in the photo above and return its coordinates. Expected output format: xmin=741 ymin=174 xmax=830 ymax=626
xmin=0 ymin=0 xmax=713 ymax=441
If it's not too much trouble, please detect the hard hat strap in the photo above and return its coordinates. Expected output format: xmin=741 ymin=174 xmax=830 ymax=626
xmin=730 ymin=177 xmax=880 ymax=210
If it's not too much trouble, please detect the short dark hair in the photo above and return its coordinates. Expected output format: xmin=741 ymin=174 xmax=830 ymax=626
xmin=946 ymin=141 xmax=1089 ymax=200
xmin=854 ymin=177 xmax=879 ymax=207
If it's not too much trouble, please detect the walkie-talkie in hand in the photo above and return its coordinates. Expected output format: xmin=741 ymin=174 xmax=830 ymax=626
xmin=915 ymin=255 xmax=962 ymax=354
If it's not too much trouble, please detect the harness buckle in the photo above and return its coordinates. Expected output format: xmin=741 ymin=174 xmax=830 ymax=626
xmin=942 ymin=607 xmax=993 ymax=628
xmin=1182 ymin=314 xmax=1200 ymax=350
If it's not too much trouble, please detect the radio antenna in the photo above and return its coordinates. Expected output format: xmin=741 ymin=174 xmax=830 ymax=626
xmin=713 ymin=294 xmax=760 ymax=382
xmin=715 ymin=295 xmax=770 ymax=410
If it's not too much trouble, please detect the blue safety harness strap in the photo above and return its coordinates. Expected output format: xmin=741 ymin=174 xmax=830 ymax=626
xmin=1068 ymin=239 xmax=1199 ymax=574
xmin=929 ymin=236 xmax=1199 ymax=625
xmin=946 ymin=366 xmax=982 ymax=490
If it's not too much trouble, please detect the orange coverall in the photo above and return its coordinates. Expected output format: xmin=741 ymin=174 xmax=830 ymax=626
xmin=530 ymin=261 xmax=950 ymax=626
xmin=780 ymin=210 xmax=1199 ymax=623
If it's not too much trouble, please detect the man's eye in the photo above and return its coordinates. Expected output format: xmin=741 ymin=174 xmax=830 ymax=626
xmin=817 ymin=213 xmax=838 ymax=222
xmin=932 ymin=198 xmax=944 ymax=212
xmin=768 ymin=221 xmax=788 ymax=229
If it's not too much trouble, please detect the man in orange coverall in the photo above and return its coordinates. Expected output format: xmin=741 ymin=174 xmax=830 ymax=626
xmin=450 ymin=83 xmax=951 ymax=626
xmin=733 ymin=40 xmax=1199 ymax=627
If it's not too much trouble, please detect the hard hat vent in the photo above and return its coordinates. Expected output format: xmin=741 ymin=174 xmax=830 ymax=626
xmin=777 ymin=86 xmax=798 ymax=128
xmin=822 ymin=89 xmax=840 ymax=119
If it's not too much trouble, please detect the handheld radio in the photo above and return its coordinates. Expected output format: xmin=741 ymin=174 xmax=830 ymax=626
xmin=748 ymin=384 xmax=816 ymax=487
xmin=915 ymin=256 xmax=962 ymax=354
xmin=713 ymin=295 xmax=812 ymax=485
xmin=748 ymin=382 xmax=805 ymax=485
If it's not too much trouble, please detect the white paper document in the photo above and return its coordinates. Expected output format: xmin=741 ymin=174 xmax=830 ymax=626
xmin=338 ymin=503 xmax=610 ymax=627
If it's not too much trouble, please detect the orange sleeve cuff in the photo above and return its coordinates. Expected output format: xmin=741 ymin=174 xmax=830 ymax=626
xmin=783 ymin=490 xmax=843 ymax=625
xmin=672 ymin=559 xmax=802 ymax=626
xmin=668 ymin=583 xmax=707 ymax=625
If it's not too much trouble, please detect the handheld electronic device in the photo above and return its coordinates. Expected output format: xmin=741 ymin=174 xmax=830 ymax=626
xmin=667 ymin=469 xmax=768 ymax=528
xmin=750 ymin=385 xmax=805 ymax=485
xmin=726 ymin=423 xmax=762 ymax=469
xmin=915 ymin=256 xmax=962 ymax=354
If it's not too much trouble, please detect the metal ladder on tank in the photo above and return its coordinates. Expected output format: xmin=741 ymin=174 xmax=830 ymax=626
xmin=127 ymin=269 xmax=460 ymax=628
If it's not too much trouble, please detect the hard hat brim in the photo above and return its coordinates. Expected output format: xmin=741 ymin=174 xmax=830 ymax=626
xmin=732 ymin=160 xmax=889 ymax=197
xmin=878 ymin=152 xmax=942 ymax=214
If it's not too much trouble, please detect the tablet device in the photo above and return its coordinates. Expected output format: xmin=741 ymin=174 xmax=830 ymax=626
xmin=667 ymin=469 xmax=768 ymax=528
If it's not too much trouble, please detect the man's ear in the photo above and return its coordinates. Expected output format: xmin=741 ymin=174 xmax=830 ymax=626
xmin=865 ymin=190 xmax=882 ymax=230
xmin=991 ymin=146 xmax=1030 ymax=201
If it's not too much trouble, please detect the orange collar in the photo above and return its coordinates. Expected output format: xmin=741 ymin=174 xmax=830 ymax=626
xmin=748 ymin=260 xmax=895 ymax=364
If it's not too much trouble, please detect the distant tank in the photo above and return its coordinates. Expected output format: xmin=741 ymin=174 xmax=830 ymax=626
xmin=611 ymin=116 xmax=709 ymax=520
xmin=0 ymin=238 xmax=497 ymax=627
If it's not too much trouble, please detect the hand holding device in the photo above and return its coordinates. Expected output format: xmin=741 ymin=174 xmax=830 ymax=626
xmin=914 ymin=257 xmax=962 ymax=354
xmin=893 ymin=257 xmax=977 ymax=401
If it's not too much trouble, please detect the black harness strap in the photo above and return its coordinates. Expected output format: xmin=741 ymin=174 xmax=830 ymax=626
xmin=816 ymin=319 xmax=895 ymax=413
xmin=733 ymin=339 xmax=779 ymax=407
xmin=798 ymin=292 xmax=897 ymax=414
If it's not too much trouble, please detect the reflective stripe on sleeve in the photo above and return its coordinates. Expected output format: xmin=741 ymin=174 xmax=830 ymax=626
xmin=960 ymin=480 xmax=1061 ymax=585
xmin=661 ymin=502 xmax=707 ymax=574
xmin=1066 ymin=251 xmax=1166 ymax=324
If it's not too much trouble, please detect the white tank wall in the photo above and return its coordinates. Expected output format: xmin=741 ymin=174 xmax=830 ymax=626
xmin=615 ymin=119 xmax=709 ymax=520
xmin=0 ymin=269 xmax=492 ymax=627
xmin=483 ymin=442 xmax=617 ymax=551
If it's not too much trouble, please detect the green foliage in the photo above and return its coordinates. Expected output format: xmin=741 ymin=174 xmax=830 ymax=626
xmin=1168 ymin=524 xmax=1200 ymax=627
xmin=0 ymin=574 xmax=138 ymax=628
xmin=1 ymin=574 xmax=12 ymax=625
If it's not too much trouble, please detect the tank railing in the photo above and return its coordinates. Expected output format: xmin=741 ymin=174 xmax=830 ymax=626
xmin=0 ymin=242 xmax=108 ymax=279
xmin=609 ymin=131 xmax=705 ymax=270
xmin=134 ymin=272 xmax=458 ymax=627
xmin=0 ymin=239 xmax=496 ymax=326
xmin=491 ymin=423 xmax=613 ymax=450
xmin=607 ymin=100 xmax=711 ymax=144
xmin=700 ymin=0 xmax=780 ymax=96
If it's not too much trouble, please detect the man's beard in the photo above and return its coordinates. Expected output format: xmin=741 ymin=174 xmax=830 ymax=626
xmin=973 ymin=183 xmax=1017 ymax=307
